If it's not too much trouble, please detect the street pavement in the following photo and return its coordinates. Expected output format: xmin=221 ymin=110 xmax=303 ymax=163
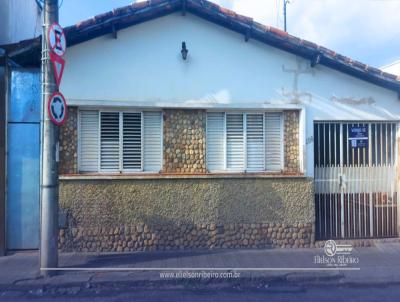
xmin=1 ymin=240 xmax=400 ymax=300
xmin=2 ymin=283 xmax=400 ymax=301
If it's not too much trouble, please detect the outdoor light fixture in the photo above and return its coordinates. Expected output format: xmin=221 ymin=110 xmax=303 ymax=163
xmin=181 ymin=41 xmax=188 ymax=60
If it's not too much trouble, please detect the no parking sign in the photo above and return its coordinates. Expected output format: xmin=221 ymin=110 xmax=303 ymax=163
xmin=48 ymin=22 xmax=66 ymax=57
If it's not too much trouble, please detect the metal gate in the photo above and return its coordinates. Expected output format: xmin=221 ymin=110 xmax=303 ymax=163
xmin=314 ymin=122 xmax=398 ymax=240
xmin=6 ymin=69 xmax=40 ymax=249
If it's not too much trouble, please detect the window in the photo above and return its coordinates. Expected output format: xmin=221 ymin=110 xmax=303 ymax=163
xmin=79 ymin=110 xmax=162 ymax=173
xmin=206 ymin=112 xmax=283 ymax=172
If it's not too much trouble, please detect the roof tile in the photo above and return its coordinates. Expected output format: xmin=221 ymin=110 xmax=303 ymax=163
xmin=8 ymin=0 xmax=399 ymax=89
xmin=132 ymin=1 xmax=150 ymax=10
xmin=268 ymin=26 xmax=288 ymax=38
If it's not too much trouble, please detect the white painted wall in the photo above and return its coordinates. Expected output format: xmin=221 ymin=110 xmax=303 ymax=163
xmin=61 ymin=13 xmax=400 ymax=177
xmin=0 ymin=0 xmax=42 ymax=44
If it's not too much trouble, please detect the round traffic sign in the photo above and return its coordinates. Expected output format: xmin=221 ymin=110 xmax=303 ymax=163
xmin=48 ymin=92 xmax=68 ymax=126
xmin=48 ymin=22 xmax=66 ymax=57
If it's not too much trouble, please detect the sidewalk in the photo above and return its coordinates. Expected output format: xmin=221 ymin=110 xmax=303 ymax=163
xmin=1 ymin=241 xmax=400 ymax=290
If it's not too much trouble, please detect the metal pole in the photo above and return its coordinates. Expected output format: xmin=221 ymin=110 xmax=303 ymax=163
xmin=40 ymin=0 xmax=59 ymax=276
xmin=0 ymin=53 xmax=7 ymax=257
xmin=283 ymin=0 xmax=288 ymax=32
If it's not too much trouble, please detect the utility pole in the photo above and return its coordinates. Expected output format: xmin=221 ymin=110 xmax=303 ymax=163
xmin=40 ymin=0 xmax=59 ymax=276
xmin=283 ymin=0 xmax=289 ymax=32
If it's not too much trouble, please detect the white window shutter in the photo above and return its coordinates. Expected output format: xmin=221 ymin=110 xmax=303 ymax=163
xmin=246 ymin=114 xmax=264 ymax=171
xmin=206 ymin=112 xmax=225 ymax=171
xmin=79 ymin=110 xmax=99 ymax=172
xmin=143 ymin=111 xmax=162 ymax=172
xmin=100 ymin=112 xmax=120 ymax=171
xmin=226 ymin=114 xmax=244 ymax=171
xmin=265 ymin=112 xmax=283 ymax=171
xmin=122 ymin=112 xmax=142 ymax=170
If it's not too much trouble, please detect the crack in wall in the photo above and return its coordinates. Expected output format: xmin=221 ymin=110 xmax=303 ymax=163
xmin=331 ymin=95 xmax=375 ymax=106
xmin=281 ymin=59 xmax=315 ymax=104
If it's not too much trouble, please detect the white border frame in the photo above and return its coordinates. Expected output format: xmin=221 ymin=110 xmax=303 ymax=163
xmin=206 ymin=110 xmax=287 ymax=173
xmin=77 ymin=108 xmax=163 ymax=174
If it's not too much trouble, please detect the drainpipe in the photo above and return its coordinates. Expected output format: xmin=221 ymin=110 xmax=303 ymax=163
xmin=0 ymin=49 xmax=6 ymax=256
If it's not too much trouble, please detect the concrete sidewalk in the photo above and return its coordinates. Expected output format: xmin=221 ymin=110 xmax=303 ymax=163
xmin=1 ymin=241 xmax=400 ymax=289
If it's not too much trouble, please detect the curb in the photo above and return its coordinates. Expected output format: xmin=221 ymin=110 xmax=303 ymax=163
xmin=2 ymin=273 xmax=400 ymax=298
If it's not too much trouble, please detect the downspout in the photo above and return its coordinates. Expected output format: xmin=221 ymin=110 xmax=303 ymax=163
xmin=0 ymin=48 xmax=7 ymax=256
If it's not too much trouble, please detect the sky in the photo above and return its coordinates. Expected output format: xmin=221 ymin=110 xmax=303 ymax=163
xmin=59 ymin=0 xmax=400 ymax=68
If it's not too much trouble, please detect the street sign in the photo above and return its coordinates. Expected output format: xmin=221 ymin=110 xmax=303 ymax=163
xmin=349 ymin=125 xmax=368 ymax=148
xmin=48 ymin=92 xmax=67 ymax=126
xmin=49 ymin=52 xmax=65 ymax=87
xmin=48 ymin=22 xmax=66 ymax=57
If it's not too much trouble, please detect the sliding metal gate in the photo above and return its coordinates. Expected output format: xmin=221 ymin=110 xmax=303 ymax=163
xmin=314 ymin=122 xmax=398 ymax=240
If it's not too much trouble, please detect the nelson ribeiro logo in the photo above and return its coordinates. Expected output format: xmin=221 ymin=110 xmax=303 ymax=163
xmin=314 ymin=240 xmax=359 ymax=267
xmin=324 ymin=240 xmax=353 ymax=256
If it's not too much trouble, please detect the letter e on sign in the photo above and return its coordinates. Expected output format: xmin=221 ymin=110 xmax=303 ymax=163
xmin=48 ymin=22 xmax=66 ymax=57
xmin=48 ymin=92 xmax=68 ymax=126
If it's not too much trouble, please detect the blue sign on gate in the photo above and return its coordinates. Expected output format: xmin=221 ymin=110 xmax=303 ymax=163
xmin=349 ymin=125 xmax=368 ymax=148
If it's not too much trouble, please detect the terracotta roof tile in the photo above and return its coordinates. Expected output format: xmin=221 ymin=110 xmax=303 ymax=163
xmin=299 ymin=39 xmax=317 ymax=49
xmin=4 ymin=0 xmax=399 ymax=91
xmin=268 ymin=26 xmax=289 ymax=38
xmin=132 ymin=1 xmax=150 ymax=9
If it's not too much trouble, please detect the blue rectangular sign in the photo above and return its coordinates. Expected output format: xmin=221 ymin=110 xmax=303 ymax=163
xmin=349 ymin=125 xmax=368 ymax=148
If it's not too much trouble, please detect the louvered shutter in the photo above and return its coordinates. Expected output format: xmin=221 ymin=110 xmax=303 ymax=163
xmin=265 ymin=112 xmax=283 ymax=171
xmin=206 ymin=112 xmax=225 ymax=171
xmin=79 ymin=110 xmax=99 ymax=172
xmin=246 ymin=114 xmax=264 ymax=171
xmin=226 ymin=114 xmax=244 ymax=170
xmin=143 ymin=111 xmax=162 ymax=172
xmin=100 ymin=112 xmax=120 ymax=171
xmin=122 ymin=112 xmax=142 ymax=170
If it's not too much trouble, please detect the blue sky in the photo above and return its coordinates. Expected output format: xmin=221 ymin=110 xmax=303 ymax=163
xmin=59 ymin=0 xmax=400 ymax=68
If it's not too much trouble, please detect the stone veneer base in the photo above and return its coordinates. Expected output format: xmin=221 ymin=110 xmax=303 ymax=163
xmin=59 ymin=222 xmax=314 ymax=252
xmin=58 ymin=177 xmax=314 ymax=252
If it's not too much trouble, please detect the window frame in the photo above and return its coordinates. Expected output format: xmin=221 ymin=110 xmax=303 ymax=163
xmin=77 ymin=108 xmax=162 ymax=174
xmin=206 ymin=110 xmax=284 ymax=173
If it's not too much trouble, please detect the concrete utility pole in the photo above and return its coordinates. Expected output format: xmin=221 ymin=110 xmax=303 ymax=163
xmin=40 ymin=0 xmax=59 ymax=276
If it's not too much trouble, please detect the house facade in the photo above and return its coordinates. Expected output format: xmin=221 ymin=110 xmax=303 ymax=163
xmin=0 ymin=0 xmax=43 ymax=256
xmin=2 ymin=0 xmax=400 ymax=253
xmin=54 ymin=0 xmax=400 ymax=253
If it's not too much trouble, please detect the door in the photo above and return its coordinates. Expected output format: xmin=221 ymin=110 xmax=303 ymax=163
xmin=6 ymin=124 xmax=40 ymax=249
xmin=314 ymin=122 xmax=398 ymax=240
xmin=6 ymin=69 xmax=40 ymax=249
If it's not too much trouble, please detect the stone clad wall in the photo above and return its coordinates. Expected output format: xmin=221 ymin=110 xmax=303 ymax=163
xmin=284 ymin=110 xmax=300 ymax=173
xmin=58 ymin=177 xmax=314 ymax=251
xmin=59 ymin=106 xmax=78 ymax=174
xmin=58 ymin=108 xmax=301 ymax=175
xmin=163 ymin=109 xmax=206 ymax=173
xmin=57 ymin=108 xmax=308 ymax=252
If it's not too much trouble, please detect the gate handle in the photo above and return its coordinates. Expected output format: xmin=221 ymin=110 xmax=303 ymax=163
xmin=339 ymin=174 xmax=346 ymax=189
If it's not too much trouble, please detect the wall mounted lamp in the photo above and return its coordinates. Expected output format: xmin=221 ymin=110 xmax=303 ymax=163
xmin=181 ymin=41 xmax=188 ymax=60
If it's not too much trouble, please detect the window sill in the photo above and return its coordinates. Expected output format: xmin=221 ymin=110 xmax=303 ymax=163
xmin=59 ymin=172 xmax=307 ymax=180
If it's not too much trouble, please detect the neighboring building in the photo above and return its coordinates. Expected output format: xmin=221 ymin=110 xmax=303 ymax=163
xmin=382 ymin=61 xmax=400 ymax=76
xmin=2 ymin=0 xmax=400 ymax=253
xmin=0 ymin=0 xmax=42 ymax=45
xmin=0 ymin=0 xmax=42 ymax=255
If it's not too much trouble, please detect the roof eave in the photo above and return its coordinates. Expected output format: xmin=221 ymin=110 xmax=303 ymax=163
xmin=3 ymin=0 xmax=400 ymax=93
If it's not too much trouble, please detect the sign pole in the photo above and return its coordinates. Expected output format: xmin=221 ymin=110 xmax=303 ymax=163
xmin=40 ymin=0 xmax=59 ymax=277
